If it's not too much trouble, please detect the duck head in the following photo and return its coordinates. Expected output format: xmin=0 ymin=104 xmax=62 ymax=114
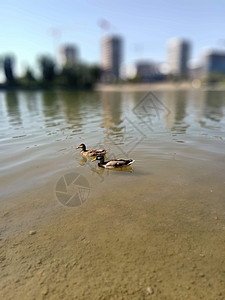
xmin=76 ymin=143 xmax=86 ymax=151
xmin=91 ymin=154 xmax=104 ymax=162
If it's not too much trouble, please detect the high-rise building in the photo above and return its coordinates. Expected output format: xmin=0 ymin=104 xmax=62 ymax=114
xmin=101 ymin=35 xmax=122 ymax=82
xmin=202 ymin=50 xmax=225 ymax=75
xmin=58 ymin=44 xmax=78 ymax=67
xmin=167 ymin=38 xmax=190 ymax=77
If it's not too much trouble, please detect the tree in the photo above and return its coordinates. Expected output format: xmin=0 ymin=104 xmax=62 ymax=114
xmin=60 ymin=64 xmax=78 ymax=86
xmin=3 ymin=55 xmax=15 ymax=83
xmin=206 ymin=72 xmax=225 ymax=84
xmin=24 ymin=67 xmax=36 ymax=82
xmin=89 ymin=65 xmax=102 ymax=82
xmin=59 ymin=64 xmax=101 ymax=88
xmin=38 ymin=55 xmax=56 ymax=82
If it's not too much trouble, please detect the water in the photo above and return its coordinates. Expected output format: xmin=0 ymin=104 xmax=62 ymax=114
xmin=0 ymin=89 xmax=225 ymax=299
xmin=0 ymin=89 xmax=225 ymax=199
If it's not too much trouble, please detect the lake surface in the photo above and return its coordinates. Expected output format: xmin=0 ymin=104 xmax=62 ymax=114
xmin=0 ymin=89 xmax=225 ymax=299
xmin=0 ymin=89 xmax=225 ymax=200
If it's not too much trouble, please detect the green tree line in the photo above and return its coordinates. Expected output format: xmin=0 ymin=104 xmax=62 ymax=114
xmin=0 ymin=54 xmax=102 ymax=90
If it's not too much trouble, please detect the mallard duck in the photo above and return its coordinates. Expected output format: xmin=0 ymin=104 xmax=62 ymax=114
xmin=76 ymin=143 xmax=107 ymax=158
xmin=92 ymin=155 xmax=135 ymax=169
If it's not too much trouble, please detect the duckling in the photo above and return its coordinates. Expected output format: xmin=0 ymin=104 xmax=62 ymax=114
xmin=92 ymin=155 xmax=135 ymax=169
xmin=76 ymin=143 xmax=107 ymax=158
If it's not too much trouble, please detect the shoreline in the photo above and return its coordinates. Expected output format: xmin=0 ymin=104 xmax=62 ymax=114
xmin=0 ymin=82 xmax=225 ymax=93
xmin=95 ymin=82 xmax=225 ymax=92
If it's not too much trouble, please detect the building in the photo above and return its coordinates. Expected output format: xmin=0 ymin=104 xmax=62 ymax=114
xmin=135 ymin=61 xmax=163 ymax=82
xmin=101 ymin=35 xmax=122 ymax=82
xmin=202 ymin=50 xmax=225 ymax=75
xmin=167 ymin=38 xmax=190 ymax=77
xmin=58 ymin=44 xmax=78 ymax=67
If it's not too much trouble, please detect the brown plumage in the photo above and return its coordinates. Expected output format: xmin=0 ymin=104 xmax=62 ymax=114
xmin=76 ymin=144 xmax=107 ymax=158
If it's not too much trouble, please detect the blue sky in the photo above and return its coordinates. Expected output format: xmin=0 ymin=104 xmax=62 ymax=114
xmin=1 ymin=0 xmax=225 ymax=75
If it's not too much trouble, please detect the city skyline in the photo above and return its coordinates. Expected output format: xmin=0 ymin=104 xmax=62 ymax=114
xmin=1 ymin=0 xmax=225 ymax=78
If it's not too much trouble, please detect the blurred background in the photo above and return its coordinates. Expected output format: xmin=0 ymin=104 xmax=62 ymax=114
xmin=0 ymin=0 xmax=225 ymax=88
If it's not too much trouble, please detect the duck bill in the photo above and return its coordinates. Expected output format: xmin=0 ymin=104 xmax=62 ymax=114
xmin=91 ymin=157 xmax=97 ymax=162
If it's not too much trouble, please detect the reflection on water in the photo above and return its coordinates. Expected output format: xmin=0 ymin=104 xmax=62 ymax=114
xmin=204 ymin=90 xmax=225 ymax=122
xmin=100 ymin=92 xmax=123 ymax=136
xmin=5 ymin=91 xmax=22 ymax=126
xmin=23 ymin=91 xmax=41 ymax=114
xmin=0 ymin=89 xmax=225 ymax=199
xmin=0 ymin=89 xmax=225 ymax=142
xmin=1 ymin=89 xmax=224 ymax=141
xmin=164 ymin=90 xmax=225 ymax=140
xmin=171 ymin=90 xmax=189 ymax=134
xmin=42 ymin=90 xmax=60 ymax=125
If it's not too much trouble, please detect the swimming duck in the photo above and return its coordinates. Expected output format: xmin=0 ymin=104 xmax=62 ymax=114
xmin=76 ymin=143 xmax=107 ymax=158
xmin=92 ymin=155 xmax=135 ymax=169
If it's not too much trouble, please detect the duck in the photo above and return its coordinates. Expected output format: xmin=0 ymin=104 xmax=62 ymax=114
xmin=92 ymin=155 xmax=135 ymax=169
xmin=76 ymin=143 xmax=107 ymax=158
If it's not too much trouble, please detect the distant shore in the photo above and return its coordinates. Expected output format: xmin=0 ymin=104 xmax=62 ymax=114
xmin=0 ymin=81 xmax=225 ymax=92
xmin=95 ymin=81 xmax=225 ymax=92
